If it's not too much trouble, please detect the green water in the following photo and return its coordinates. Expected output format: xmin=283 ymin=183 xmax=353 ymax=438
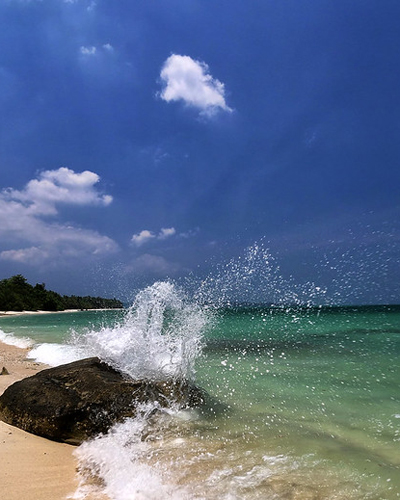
xmin=0 ymin=309 xmax=124 ymax=344
xmin=172 ymin=305 xmax=399 ymax=499
xmin=0 ymin=305 xmax=399 ymax=499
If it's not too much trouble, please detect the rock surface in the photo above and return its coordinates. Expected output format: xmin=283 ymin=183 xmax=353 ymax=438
xmin=0 ymin=357 xmax=205 ymax=444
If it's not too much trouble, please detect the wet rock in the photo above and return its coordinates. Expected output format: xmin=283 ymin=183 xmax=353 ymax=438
xmin=0 ymin=357 xmax=206 ymax=445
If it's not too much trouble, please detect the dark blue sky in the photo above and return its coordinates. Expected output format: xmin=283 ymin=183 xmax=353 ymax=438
xmin=1 ymin=0 xmax=399 ymax=304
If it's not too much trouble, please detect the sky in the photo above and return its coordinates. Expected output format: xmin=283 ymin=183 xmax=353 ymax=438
xmin=1 ymin=0 xmax=400 ymax=304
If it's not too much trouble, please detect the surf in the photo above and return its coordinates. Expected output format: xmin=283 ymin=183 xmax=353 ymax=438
xmin=1 ymin=244 xmax=398 ymax=499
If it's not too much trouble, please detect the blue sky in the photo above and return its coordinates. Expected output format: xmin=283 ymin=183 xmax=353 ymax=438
xmin=1 ymin=0 xmax=399 ymax=304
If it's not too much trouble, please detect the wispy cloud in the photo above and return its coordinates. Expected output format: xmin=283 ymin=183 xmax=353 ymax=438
xmin=87 ymin=0 xmax=96 ymax=11
xmin=159 ymin=54 xmax=232 ymax=116
xmin=80 ymin=44 xmax=114 ymax=57
xmin=131 ymin=227 xmax=176 ymax=247
xmin=0 ymin=168 xmax=118 ymax=266
xmin=64 ymin=0 xmax=96 ymax=8
xmin=159 ymin=227 xmax=176 ymax=239
xmin=80 ymin=45 xmax=97 ymax=56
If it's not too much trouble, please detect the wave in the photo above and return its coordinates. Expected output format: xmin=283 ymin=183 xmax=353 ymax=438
xmin=0 ymin=329 xmax=33 ymax=349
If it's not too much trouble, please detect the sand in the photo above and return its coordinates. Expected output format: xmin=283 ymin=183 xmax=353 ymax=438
xmin=0 ymin=341 xmax=108 ymax=500
xmin=0 ymin=309 xmax=123 ymax=317
xmin=0 ymin=309 xmax=84 ymax=317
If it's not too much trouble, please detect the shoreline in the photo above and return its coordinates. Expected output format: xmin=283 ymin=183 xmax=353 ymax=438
xmin=0 ymin=340 xmax=107 ymax=500
xmin=0 ymin=308 xmax=124 ymax=317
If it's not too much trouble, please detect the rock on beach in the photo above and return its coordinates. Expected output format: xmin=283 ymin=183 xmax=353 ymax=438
xmin=0 ymin=357 xmax=205 ymax=445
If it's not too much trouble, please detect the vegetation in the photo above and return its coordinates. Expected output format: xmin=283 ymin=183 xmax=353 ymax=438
xmin=0 ymin=275 xmax=123 ymax=312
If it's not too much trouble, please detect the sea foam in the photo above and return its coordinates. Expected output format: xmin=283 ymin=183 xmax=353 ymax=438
xmin=27 ymin=342 xmax=85 ymax=366
xmin=0 ymin=329 xmax=33 ymax=349
xmin=71 ymin=405 xmax=188 ymax=500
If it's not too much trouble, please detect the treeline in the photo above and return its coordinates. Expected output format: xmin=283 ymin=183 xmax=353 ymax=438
xmin=0 ymin=275 xmax=124 ymax=312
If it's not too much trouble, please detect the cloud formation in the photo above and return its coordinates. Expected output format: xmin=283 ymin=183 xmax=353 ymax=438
xmin=131 ymin=227 xmax=176 ymax=247
xmin=80 ymin=46 xmax=97 ymax=56
xmin=5 ymin=167 xmax=112 ymax=216
xmin=159 ymin=54 xmax=232 ymax=115
xmin=0 ymin=168 xmax=117 ymax=266
xmin=80 ymin=44 xmax=115 ymax=57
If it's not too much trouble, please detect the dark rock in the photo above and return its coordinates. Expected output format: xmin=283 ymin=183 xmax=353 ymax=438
xmin=0 ymin=357 xmax=206 ymax=445
xmin=1 ymin=367 xmax=9 ymax=375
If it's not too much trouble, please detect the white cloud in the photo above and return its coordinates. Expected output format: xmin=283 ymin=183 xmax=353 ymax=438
xmin=159 ymin=227 xmax=176 ymax=239
xmin=159 ymin=54 xmax=232 ymax=115
xmin=0 ymin=247 xmax=49 ymax=266
xmin=131 ymin=227 xmax=176 ymax=247
xmin=6 ymin=167 xmax=112 ymax=216
xmin=0 ymin=168 xmax=118 ymax=266
xmin=79 ymin=44 xmax=115 ymax=58
xmin=131 ymin=230 xmax=156 ymax=247
xmin=80 ymin=46 xmax=97 ymax=56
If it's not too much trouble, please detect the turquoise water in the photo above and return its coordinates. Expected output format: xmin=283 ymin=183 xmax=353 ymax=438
xmin=0 ymin=303 xmax=399 ymax=499
xmin=0 ymin=309 xmax=124 ymax=344
xmin=194 ymin=305 xmax=400 ymax=499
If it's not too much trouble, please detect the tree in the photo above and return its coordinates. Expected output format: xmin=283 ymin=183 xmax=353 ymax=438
xmin=0 ymin=275 xmax=124 ymax=312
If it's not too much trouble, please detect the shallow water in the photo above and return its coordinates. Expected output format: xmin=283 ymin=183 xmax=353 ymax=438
xmin=1 ymin=300 xmax=399 ymax=499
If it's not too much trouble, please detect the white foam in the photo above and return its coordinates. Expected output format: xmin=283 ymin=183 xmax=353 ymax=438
xmin=0 ymin=329 xmax=33 ymax=349
xmin=72 ymin=405 xmax=187 ymax=500
xmin=27 ymin=343 xmax=86 ymax=366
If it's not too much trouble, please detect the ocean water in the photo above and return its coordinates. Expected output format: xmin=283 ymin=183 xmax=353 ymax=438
xmin=0 ymin=251 xmax=399 ymax=499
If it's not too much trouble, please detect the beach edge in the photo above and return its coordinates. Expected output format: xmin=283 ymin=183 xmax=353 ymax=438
xmin=0 ymin=341 xmax=81 ymax=500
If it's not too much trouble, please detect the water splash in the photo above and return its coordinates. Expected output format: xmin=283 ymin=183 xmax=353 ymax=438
xmin=56 ymin=282 xmax=211 ymax=499
xmin=191 ymin=243 xmax=328 ymax=308
xmin=29 ymin=244 xmax=327 ymax=373
xmin=71 ymin=281 xmax=210 ymax=381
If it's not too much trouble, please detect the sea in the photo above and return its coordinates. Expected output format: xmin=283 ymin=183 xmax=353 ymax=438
xmin=0 ymin=247 xmax=399 ymax=500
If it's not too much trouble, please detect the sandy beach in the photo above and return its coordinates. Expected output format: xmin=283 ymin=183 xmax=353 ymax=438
xmin=0 ymin=341 xmax=96 ymax=500
xmin=0 ymin=309 xmax=111 ymax=317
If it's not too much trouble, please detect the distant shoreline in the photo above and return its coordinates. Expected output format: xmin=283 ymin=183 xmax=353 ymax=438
xmin=0 ymin=308 xmax=124 ymax=317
